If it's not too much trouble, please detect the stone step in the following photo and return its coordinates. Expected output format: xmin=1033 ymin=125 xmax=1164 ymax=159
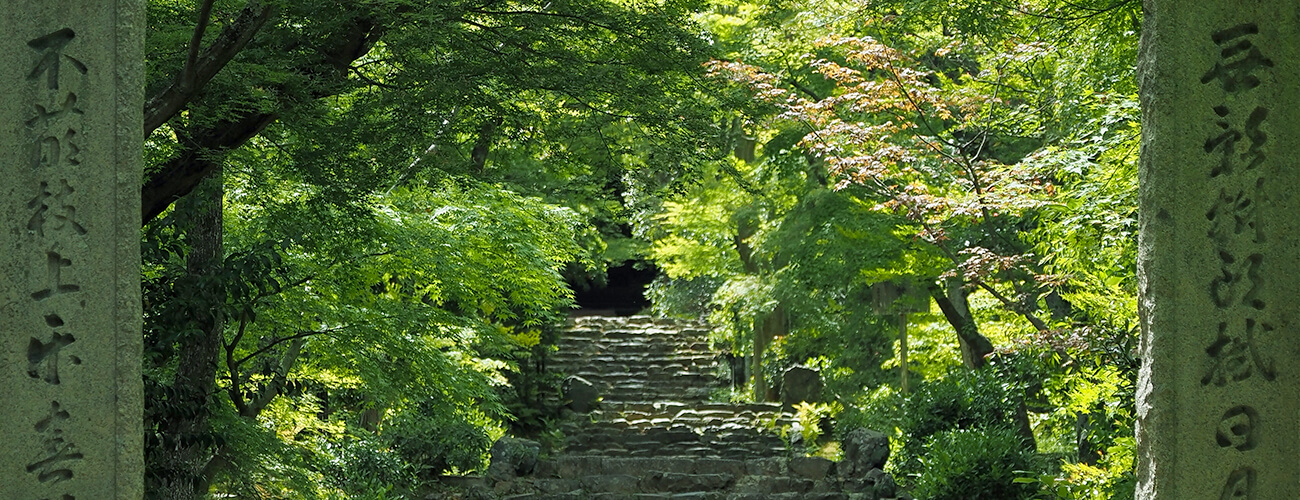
xmin=556 ymin=334 xmax=713 ymax=345
xmin=558 ymin=331 xmax=713 ymax=342
xmin=551 ymin=377 xmax=723 ymax=389
xmin=552 ymin=355 xmax=707 ymax=363
xmin=553 ymin=346 xmax=714 ymax=356
xmin=564 ymin=322 xmax=711 ymax=332
xmin=504 ymin=491 xmax=828 ymax=499
xmin=555 ymin=338 xmax=712 ymax=348
xmin=569 ymin=374 xmax=728 ymax=384
xmin=590 ymin=418 xmax=796 ymax=431
xmin=552 ymin=349 xmax=714 ymax=360
xmin=597 ymin=402 xmax=785 ymax=414
xmin=554 ymin=363 xmax=715 ymax=373
xmin=556 ymin=362 xmax=723 ymax=374
xmin=561 ymin=435 xmax=788 ymax=458
xmin=560 ymin=446 xmax=789 ymax=461
xmin=553 ymin=366 xmax=722 ymax=376
xmin=566 ymin=315 xmax=690 ymax=326
xmin=564 ymin=421 xmax=790 ymax=435
xmin=563 ymin=438 xmax=787 ymax=452
xmin=563 ymin=371 xmax=723 ymax=382
xmin=553 ymin=372 xmax=723 ymax=384
xmin=484 ymin=317 xmax=906 ymax=500
xmin=546 ymin=350 xmax=717 ymax=363
xmin=536 ymin=456 xmax=805 ymax=478
xmin=558 ymin=333 xmax=710 ymax=344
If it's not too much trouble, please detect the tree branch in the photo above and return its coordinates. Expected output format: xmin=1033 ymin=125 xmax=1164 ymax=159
xmin=181 ymin=0 xmax=217 ymax=90
xmin=974 ymin=280 xmax=1050 ymax=332
xmin=244 ymin=337 xmax=308 ymax=417
xmin=235 ymin=329 xmax=331 ymax=368
xmin=144 ymin=1 xmax=276 ymax=135
xmin=930 ymin=280 xmax=993 ymax=369
xmin=224 ymin=313 xmax=252 ymax=416
xmin=142 ymin=11 xmax=386 ymax=225
xmin=142 ymin=111 xmax=279 ymax=224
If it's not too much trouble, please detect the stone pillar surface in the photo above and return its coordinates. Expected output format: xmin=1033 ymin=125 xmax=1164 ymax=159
xmin=0 ymin=2 xmax=144 ymax=499
xmin=1137 ymin=1 xmax=1300 ymax=498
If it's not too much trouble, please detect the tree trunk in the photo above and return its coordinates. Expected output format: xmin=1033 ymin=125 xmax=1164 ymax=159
xmin=470 ymin=116 xmax=502 ymax=173
xmin=149 ymin=168 xmax=224 ymax=500
xmin=753 ymin=305 xmax=785 ymax=401
xmin=731 ymin=116 xmax=756 ymax=163
xmin=931 ymin=278 xmax=994 ymax=369
xmin=898 ymin=313 xmax=910 ymax=394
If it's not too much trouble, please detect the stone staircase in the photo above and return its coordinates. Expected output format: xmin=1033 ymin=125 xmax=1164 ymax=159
xmin=479 ymin=316 xmax=906 ymax=500
xmin=551 ymin=316 xmax=791 ymax=461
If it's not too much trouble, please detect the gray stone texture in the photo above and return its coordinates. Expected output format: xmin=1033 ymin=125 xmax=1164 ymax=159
xmin=473 ymin=317 xmax=908 ymax=499
xmin=1137 ymin=1 xmax=1300 ymax=498
xmin=562 ymin=374 xmax=600 ymax=413
xmin=839 ymin=428 xmax=890 ymax=475
xmin=780 ymin=365 xmax=822 ymax=411
xmin=1 ymin=2 xmax=143 ymax=500
xmin=487 ymin=437 xmax=541 ymax=482
xmin=788 ymin=456 xmax=835 ymax=480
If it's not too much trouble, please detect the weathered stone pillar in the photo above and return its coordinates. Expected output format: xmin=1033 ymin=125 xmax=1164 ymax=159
xmin=1 ymin=2 xmax=144 ymax=499
xmin=1137 ymin=2 xmax=1300 ymax=498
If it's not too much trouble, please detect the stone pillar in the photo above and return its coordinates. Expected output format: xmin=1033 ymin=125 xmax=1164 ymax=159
xmin=1 ymin=2 xmax=144 ymax=500
xmin=1137 ymin=2 xmax=1300 ymax=498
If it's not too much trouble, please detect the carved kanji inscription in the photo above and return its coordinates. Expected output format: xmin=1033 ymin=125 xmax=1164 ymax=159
xmin=32 ymin=250 xmax=80 ymax=301
xmin=1215 ymin=405 xmax=1259 ymax=451
xmin=1201 ymin=23 xmax=1274 ymax=93
xmin=27 ymin=314 xmax=78 ymax=385
xmin=24 ymin=401 xmax=83 ymax=485
xmin=1203 ymin=319 xmax=1277 ymax=386
xmin=26 ymin=28 xmax=84 ymax=91
xmin=27 ymin=179 xmax=87 ymax=237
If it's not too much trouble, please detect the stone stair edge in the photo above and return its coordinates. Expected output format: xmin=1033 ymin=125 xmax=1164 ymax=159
xmin=470 ymin=315 xmax=906 ymax=500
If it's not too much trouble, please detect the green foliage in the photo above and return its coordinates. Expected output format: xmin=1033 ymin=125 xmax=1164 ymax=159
xmin=768 ymin=317 xmax=892 ymax=398
xmin=673 ymin=3 xmax=1145 ymax=498
xmin=144 ymin=173 xmax=590 ymax=497
xmin=646 ymin=275 xmax=724 ymax=319
xmin=137 ymin=0 xmax=1151 ymax=497
xmin=836 ymin=353 xmax=1049 ymax=488
xmin=322 ymin=435 xmax=419 ymax=499
xmin=914 ymin=427 xmax=1038 ymax=500
xmin=202 ymin=398 xmax=345 ymax=500
xmin=1021 ymin=437 xmax=1136 ymax=500
xmin=785 ymin=401 xmax=841 ymax=457
xmin=386 ymin=403 xmax=494 ymax=476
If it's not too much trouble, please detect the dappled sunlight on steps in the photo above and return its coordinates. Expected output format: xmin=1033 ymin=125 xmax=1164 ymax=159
xmin=466 ymin=316 xmax=907 ymax=500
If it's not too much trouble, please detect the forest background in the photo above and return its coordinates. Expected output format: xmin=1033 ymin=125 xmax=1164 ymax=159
xmin=138 ymin=0 xmax=1141 ymax=498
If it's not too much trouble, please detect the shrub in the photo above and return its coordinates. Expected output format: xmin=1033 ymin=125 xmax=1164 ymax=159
xmin=888 ymin=367 xmax=1028 ymax=478
xmin=323 ymin=435 xmax=417 ymax=498
xmin=914 ymin=427 xmax=1037 ymax=500
xmin=1025 ymin=436 xmax=1136 ymax=500
xmin=386 ymin=404 xmax=492 ymax=476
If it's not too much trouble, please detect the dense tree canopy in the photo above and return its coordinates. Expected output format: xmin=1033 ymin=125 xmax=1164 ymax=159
xmin=140 ymin=0 xmax=720 ymax=497
xmin=135 ymin=0 xmax=1145 ymax=498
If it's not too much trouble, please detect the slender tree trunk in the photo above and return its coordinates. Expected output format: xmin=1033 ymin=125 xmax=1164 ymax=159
xmin=470 ymin=116 xmax=501 ymax=173
xmin=898 ymin=313 xmax=910 ymax=394
xmin=732 ymin=208 xmax=775 ymax=400
xmin=752 ymin=305 xmax=785 ymax=401
xmin=150 ymin=168 xmax=224 ymax=500
xmin=928 ymin=279 xmax=1037 ymax=450
xmin=731 ymin=116 xmax=756 ymax=163
xmin=930 ymin=278 xmax=994 ymax=369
